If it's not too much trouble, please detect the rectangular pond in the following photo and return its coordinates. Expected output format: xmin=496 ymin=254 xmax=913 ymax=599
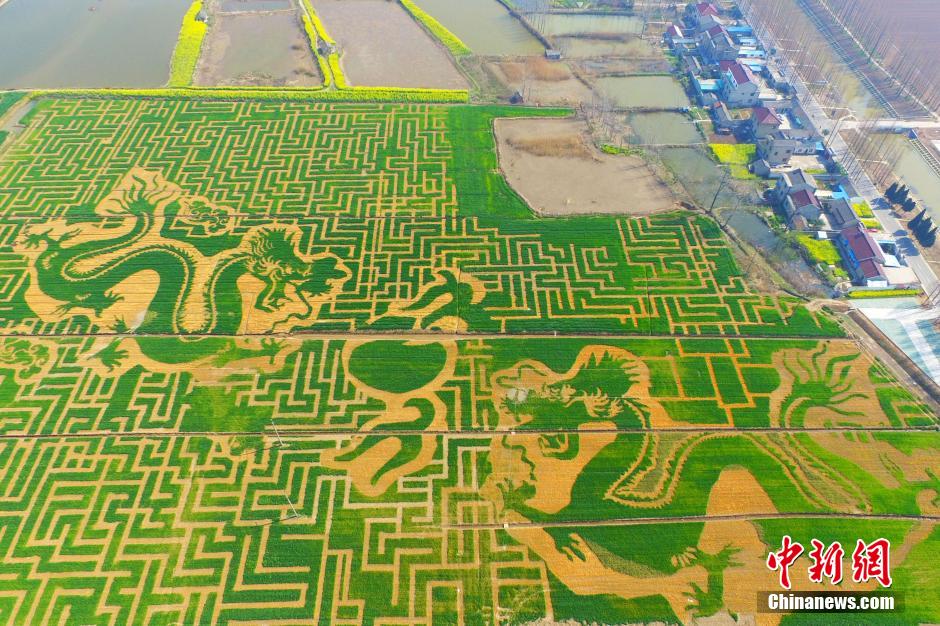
xmin=555 ymin=35 xmax=658 ymax=59
xmin=411 ymin=0 xmax=544 ymax=56
xmin=883 ymin=134 xmax=940 ymax=224
xmin=628 ymin=112 xmax=702 ymax=145
xmin=597 ymin=75 xmax=689 ymax=109
xmin=0 ymin=0 xmax=191 ymax=88
xmin=538 ymin=14 xmax=643 ymax=37
xmin=194 ymin=12 xmax=322 ymax=87
xmin=314 ymin=0 xmax=467 ymax=88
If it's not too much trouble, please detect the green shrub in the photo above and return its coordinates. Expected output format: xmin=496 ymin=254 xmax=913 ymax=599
xmin=709 ymin=143 xmax=757 ymax=179
xmin=399 ymin=0 xmax=471 ymax=57
xmin=329 ymin=54 xmax=348 ymax=89
xmin=168 ymin=1 xmax=208 ymax=87
xmin=852 ymin=200 xmax=874 ymax=218
xmin=301 ymin=0 xmax=335 ymax=46
xmin=301 ymin=15 xmax=332 ymax=87
xmin=860 ymin=218 xmax=881 ymax=229
xmin=0 ymin=92 xmax=26 ymax=119
xmin=36 ymin=87 xmax=469 ymax=103
xmin=601 ymin=144 xmax=643 ymax=157
xmin=848 ymin=289 xmax=922 ymax=299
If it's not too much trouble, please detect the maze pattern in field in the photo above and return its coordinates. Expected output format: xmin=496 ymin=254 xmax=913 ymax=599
xmin=0 ymin=99 xmax=838 ymax=337
xmin=0 ymin=428 xmax=936 ymax=625
xmin=0 ymin=99 xmax=937 ymax=625
xmin=0 ymin=100 xmax=457 ymax=220
xmin=0 ymin=336 xmax=933 ymax=437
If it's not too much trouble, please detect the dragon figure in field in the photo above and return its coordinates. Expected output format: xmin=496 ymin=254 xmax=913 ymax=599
xmin=16 ymin=170 xmax=350 ymax=337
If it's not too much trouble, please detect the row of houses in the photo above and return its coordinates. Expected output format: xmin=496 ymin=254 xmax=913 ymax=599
xmin=665 ymin=3 xmax=918 ymax=292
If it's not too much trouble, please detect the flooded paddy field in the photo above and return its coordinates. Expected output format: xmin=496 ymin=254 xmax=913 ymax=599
xmin=0 ymin=0 xmax=191 ymax=88
xmin=312 ymin=0 xmax=467 ymax=88
xmin=555 ymin=35 xmax=658 ymax=59
xmin=660 ymin=147 xmax=734 ymax=208
xmin=538 ymin=14 xmax=643 ymax=37
xmin=195 ymin=10 xmax=321 ymax=87
xmin=881 ymin=134 xmax=940 ymax=223
xmin=596 ymin=75 xmax=689 ymax=109
xmin=627 ymin=112 xmax=702 ymax=146
xmin=221 ymin=0 xmax=292 ymax=9
xmin=411 ymin=0 xmax=543 ymax=56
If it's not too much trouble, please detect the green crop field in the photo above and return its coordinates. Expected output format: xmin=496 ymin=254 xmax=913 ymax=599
xmin=0 ymin=96 xmax=936 ymax=625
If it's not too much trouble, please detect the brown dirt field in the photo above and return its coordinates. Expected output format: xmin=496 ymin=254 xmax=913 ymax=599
xmin=494 ymin=117 xmax=677 ymax=216
xmin=194 ymin=11 xmax=321 ymax=87
xmin=312 ymin=0 xmax=466 ymax=89
xmin=507 ymin=134 xmax=592 ymax=160
xmin=491 ymin=59 xmax=593 ymax=106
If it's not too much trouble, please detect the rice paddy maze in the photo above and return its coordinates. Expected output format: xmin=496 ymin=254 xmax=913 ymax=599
xmin=0 ymin=97 xmax=937 ymax=625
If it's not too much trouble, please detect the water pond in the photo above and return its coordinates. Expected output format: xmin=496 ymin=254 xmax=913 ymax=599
xmin=0 ymin=0 xmax=190 ymax=88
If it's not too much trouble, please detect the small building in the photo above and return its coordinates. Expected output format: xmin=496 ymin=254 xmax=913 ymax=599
xmin=699 ymin=25 xmax=738 ymax=62
xmin=757 ymin=130 xmax=819 ymax=166
xmin=686 ymin=2 xmax=722 ymax=31
xmin=664 ymin=23 xmax=685 ymax=43
xmin=837 ymin=224 xmax=889 ymax=288
xmin=757 ymin=134 xmax=800 ymax=166
xmin=822 ymin=197 xmax=860 ymax=230
xmin=785 ymin=189 xmax=823 ymax=224
xmin=773 ymin=169 xmax=816 ymax=201
xmin=720 ymin=61 xmax=760 ymax=107
xmin=544 ymin=49 xmax=562 ymax=60
xmin=750 ymin=106 xmax=782 ymax=139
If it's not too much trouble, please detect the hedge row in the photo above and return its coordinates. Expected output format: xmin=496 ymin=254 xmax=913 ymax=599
xmin=168 ymin=1 xmax=208 ymax=87
xmin=399 ymin=0 xmax=471 ymax=57
xmin=35 ymin=87 xmax=469 ymax=103
xmin=300 ymin=14 xmax=333 ymax=88
xmin=847 ymin=289 xmax=922 ymax=299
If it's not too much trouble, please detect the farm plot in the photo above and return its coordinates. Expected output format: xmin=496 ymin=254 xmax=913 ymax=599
xmin=311 ymin=0 xmax=467 ymax=89
xmin=0 ymin=99 xmax=839 ymax=338
xmin=0 ymin=97 xmax=936 ymax=625
xmin=194 ymin=10 xmax=322 ymax=87
xmin=494 ymin=116 xmax=676 ymax=215
xmin=0 ymin=336 xmax=933 ymax=436
xmin=0 ymin=336 xmax=936 ymax=624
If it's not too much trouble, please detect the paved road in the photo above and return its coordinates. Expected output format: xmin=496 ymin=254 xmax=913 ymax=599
xmin=841 ymin=120 xmax=940 ymax=130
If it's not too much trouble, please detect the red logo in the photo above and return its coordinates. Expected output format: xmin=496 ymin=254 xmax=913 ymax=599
xmin=767 ymin=537 xmax=892 ymax=589
xmin=852 ymin=538 xmax=892 ymax=588
xmin=766 ymin=535 xmax=804 ymax=589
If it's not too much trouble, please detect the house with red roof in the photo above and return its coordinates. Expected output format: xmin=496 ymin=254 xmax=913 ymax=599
xmin=720 ymin=61 xmax=760 ymax=107
xmin=686 ymin=2 xmax=723 ymax=30
xmin=698 ymin=24 xmax=738 ymax=62
xmin=750 ymin=106 xmax=783 ymax=139
xmin=784 ymin=188 xmax=823 ymax=223
xmin=837 ymin=224 xmax=889 ymax=288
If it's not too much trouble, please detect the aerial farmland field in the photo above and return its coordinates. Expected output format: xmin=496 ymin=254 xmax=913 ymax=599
xmin=0 ymin=96 xmax=935 ymax=625
xmin=0 ymin=0 xmax=937 ymax=623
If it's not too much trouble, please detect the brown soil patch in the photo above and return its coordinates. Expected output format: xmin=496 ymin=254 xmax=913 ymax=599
xmin=507 ymin=134 xmax=592 ymax=160
xmin=492 ymin=59 xmax=592 ymax=106
xmin=495 ymin=117 xmax=676 ymax=216
xmin=312 ymin=0 xmax=466 ymax=89
xmin=195 ymin=11 xmax=321 ymax=87
xmin=699 ymin=468 xmax=780 ymax=625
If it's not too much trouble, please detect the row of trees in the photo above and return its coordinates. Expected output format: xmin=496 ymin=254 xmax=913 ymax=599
xmin=885 ymin=182 xmax=935 ymax=248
